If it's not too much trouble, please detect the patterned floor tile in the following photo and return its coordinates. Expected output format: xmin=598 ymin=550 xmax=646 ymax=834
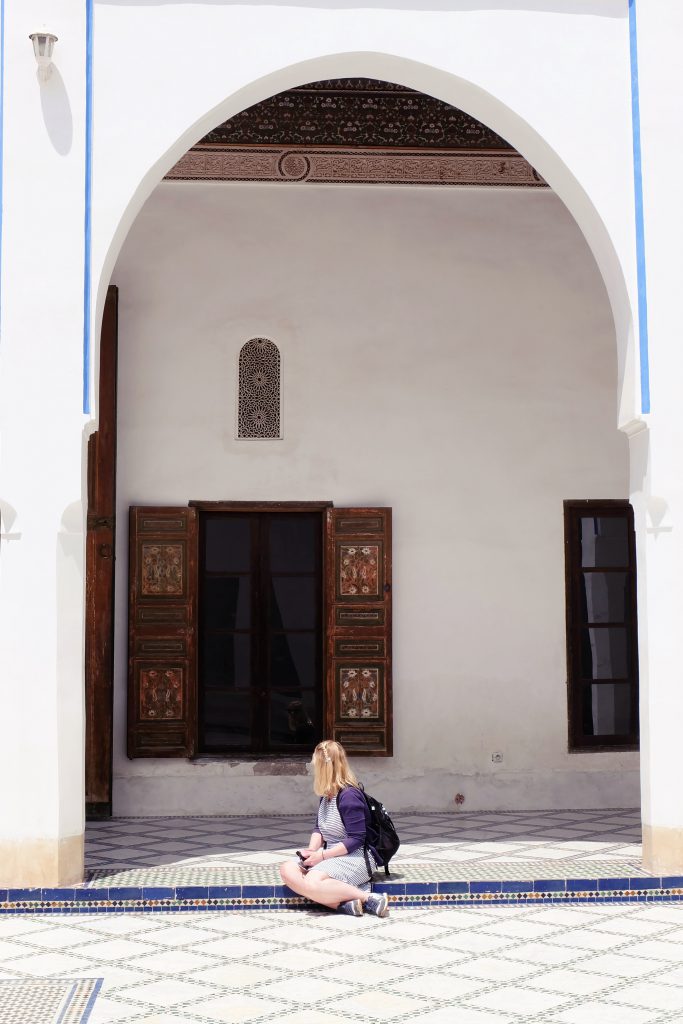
xmin=462 ymin=983 xmax=568 ymax=1014
xmin=579 ymin=952 xmax=664 ymax=978
xmin=551 ymin=1003 xmax=659 ymax=1024
xmin=606 ymin=981 xmax=683 ymax=1012
xmin=185 ymin=995 xmax=281 ymax=1023
xmin=401 ymin=1010 xmax=512 ymax=1024
xmin=117 ymin=978 xmax=215 ymax=1007
xmin=4 ymin=904 xmax=683 ymax=1022
xmin=338 ymin=989 xmax=428 ymax=1019
xmin=525 ymin=968 xmax=615 ymax=996
xmin=264 ymin=1014 xmax=351 ymax=1024
xmin=8 ymin=953 xmax=96 ymax=977
xmin=0 ymin=978 xmax=102 ymax=1024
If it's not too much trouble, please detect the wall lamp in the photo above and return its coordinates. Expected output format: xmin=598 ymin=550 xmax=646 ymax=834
xmin=29 ymin=31 xmax=58 ymax=82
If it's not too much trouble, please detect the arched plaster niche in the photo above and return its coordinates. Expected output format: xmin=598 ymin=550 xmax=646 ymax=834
xmin=92 ymin=51 xmax=638 ymax=432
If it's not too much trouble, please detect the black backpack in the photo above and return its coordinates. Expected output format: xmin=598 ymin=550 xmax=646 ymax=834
xmin=361 ymin=787 xmax=401 ymax=876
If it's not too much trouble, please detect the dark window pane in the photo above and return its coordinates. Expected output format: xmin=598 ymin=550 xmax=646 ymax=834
xmin=202 ymin=693 xmax=252 ymax=748
xmin=580 ymin=572 xmax=628 ymax=624
xmin=580 ymin=516 xmax=629 ymax=568
xmin=270 ymin=577 xmax=317 ymax=630
xmin=205 ymin=517 xmax=251 ymax=572
xmin=580 ymin=626 xmax=629 ymax=680
xmin=269 ymin=517 xmax=317 ymax=573
xmin=201 ymin=634 xmax=250 ymax=690
xmin=203 ymin=576 xmax=251 ymax=631
xmin=270 ymin=633 xmax=317 ymax=689
xmin=269 ymin=690 xmax=318 ymax=746
xmin=582 ymin=683 xmax=633 ymax=737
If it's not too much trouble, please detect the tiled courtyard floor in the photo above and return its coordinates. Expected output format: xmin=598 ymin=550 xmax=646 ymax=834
xmin=3 ymin=903 xmax=683 ymax=1023
xmin=3 ymin=809 xmax=683 ymax=1022
xmin=84 ymin=808 xmax=646 ymax=887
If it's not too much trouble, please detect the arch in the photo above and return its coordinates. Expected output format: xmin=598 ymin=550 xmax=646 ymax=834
xmin=92 ymin=51 xmax=637 ymax=431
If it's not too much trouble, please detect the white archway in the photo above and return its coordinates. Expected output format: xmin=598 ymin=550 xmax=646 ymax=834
xmin=91 ymin=52 xmax=638 ymax=434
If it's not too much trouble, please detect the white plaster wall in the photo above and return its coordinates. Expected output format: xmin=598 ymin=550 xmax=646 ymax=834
xmin=0 ymin=0 xmax=87 ymax=851
xmin=111 ymin=180 xmax=638 ymax=815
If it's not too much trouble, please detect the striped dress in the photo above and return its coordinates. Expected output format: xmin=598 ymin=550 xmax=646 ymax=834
xmin=308 ymin=794 xmax=376 ymax=890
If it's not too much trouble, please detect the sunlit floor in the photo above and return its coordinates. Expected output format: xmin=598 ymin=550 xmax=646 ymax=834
xmin=84 ymin=808 xmax=645 ymax=888
xmin=2 ymin=901 xmax=683 ymax=1023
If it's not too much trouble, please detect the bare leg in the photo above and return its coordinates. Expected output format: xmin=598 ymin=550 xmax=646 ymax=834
xmin=279 ymin=861 xmax=369 ymax=911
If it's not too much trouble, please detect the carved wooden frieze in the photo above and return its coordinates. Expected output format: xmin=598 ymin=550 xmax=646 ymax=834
xmin=141 ymin=543 xmax=183 ymax=596
xmin=165 ymin=79 xmax=546 ymax=189
xmin=202 ymin=79 xmax=510 ymax=151
xmin=139 ymin=668 xmax=184 ymax=720
xmin=166 ymin=147 xmax=545 ymax=188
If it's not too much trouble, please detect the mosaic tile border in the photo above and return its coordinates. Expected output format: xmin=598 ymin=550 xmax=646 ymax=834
xmin=3 ymin=877 xmax=683 ymax=914
xmin=0 ymin=978 xmax=103 ymax=1024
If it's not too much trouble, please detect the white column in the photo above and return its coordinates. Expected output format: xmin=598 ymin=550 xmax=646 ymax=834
xmin=633 ymin=1 xmax=683 ymax=874
xmin=0 ymin=1 xmax=87 ymax=885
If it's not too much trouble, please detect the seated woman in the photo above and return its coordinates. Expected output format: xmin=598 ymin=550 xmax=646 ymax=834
xmin=279 ymin=739 xmax=389 ymax=917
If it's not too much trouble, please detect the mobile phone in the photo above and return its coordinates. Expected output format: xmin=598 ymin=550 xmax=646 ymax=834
xmin=296 ymin=850 xmax=309 ymax=872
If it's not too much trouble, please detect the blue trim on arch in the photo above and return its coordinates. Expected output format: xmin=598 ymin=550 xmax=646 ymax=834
xmin=0 ymin=0 xmax=5 ymax=328
xmin=83 ymin=0 xmax=94 ymax=414
xmin=628 ymin=0 xmax=650 ymax=414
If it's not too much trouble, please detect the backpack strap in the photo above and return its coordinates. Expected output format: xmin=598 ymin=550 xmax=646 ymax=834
xmin=337 ymin=791 xmax=375 ymax=884
xmin=363 ymin=843 xmax=374 ymax=884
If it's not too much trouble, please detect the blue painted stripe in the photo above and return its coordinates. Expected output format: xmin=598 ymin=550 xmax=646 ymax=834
xmin=0 ymin=0 xmax=5 ymax=328
xmin=83 ymin=0 xmax=94 ymax=414
xmin=629 ymin=0 xmax=650 ymax=413
xmin=54 ymin=981 xmax=78 ymax=1024
xmin=80 ymin=978 xmax=103 ymax=1024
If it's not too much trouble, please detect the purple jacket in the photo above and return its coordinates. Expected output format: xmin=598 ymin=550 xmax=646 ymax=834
xmin=314 ymin=785 xmax=381 ymax=863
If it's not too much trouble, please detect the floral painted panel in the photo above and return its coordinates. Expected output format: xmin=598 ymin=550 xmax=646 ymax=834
xmin=340 ymin=667 xmax=380 ymax=719
xmin=339 ymin=544 xmax=379 ymax=597
xmin=141 ymin=543 xmax=183 ymax=595
xmin=139 ymin=668 xmax=184 ymax=720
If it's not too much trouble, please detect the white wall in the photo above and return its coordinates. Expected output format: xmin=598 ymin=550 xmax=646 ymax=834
xmin=111 ymin=180 xmax=638 ymax=815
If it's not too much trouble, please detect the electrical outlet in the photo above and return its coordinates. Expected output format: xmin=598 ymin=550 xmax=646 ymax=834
xmin=491 ymin=752 xmax=503 ymax=764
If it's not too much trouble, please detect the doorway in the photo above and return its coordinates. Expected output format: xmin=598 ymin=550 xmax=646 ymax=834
xmin=198 ymin=510 xmax=324 ymax=754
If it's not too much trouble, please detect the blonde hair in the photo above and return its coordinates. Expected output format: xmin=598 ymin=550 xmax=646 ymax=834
xmin=312 ymin=740 xmax=359 ymax=797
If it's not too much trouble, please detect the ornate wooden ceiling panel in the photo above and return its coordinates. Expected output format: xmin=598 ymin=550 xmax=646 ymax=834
xmin=166 ymin=79 xmax=546 ymax=189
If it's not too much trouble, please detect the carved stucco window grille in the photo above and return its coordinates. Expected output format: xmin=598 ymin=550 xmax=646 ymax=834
xmin=237 ymin=338 xmax=281 ymax=439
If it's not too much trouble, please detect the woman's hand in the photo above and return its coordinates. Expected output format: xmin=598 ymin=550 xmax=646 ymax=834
xmin=303 ymin=849 xmax=326 ymax=868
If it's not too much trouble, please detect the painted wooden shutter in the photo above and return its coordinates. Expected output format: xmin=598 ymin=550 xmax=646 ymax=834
xmin=325 ymin=508 xmax=392 ymax=756
xmin=128 ymin=506 xmax=197 ymax=757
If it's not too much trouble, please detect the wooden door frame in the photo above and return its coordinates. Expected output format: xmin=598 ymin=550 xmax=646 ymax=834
xmin=85 ymin=285 xmax=119 ymax=818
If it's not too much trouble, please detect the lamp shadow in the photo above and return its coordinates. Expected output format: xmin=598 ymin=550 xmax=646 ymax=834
xmin=39 ymin=67 xmax=73 ymax=157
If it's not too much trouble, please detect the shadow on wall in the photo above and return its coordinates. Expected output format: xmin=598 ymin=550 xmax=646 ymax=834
xmin=95 ymin=0 xmax=623 ymax=15
xmin=38 ymin=68 xmax=73 ymax=157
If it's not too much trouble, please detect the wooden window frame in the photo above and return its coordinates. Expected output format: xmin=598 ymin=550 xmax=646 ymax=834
xmin=564 ymin=499 xmax=639 ymax=752
xmin=129 ymin=501 xmax=392 ymax=758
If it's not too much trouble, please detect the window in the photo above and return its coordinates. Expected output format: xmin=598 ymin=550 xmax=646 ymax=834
xmin=127 ymin=504 xmax=392 ymax=758
xmin=198 ymin=511 xmax=323 ymax=754
xmin=237 ymin=338 xmax=281 ymax=439
xmin=564 ymin=501 xmax=639 ymax=749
